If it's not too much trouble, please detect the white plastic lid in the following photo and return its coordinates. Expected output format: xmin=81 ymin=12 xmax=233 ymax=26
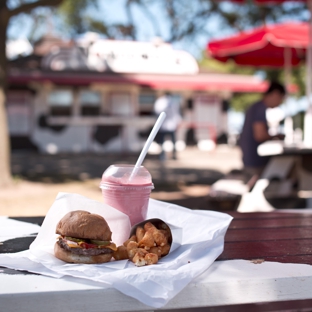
xmin=101 ymin=164 xmax=152 ymax=186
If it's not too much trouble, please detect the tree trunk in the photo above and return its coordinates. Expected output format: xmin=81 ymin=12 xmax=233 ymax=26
xmin=0 ymin=3 xmax=11 ymax=186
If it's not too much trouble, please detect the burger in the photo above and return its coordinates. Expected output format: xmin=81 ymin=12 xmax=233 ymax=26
xmin=54 ymin=210 xmax=117 ymax=264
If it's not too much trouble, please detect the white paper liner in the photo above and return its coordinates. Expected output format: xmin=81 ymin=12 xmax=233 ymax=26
xmin=29 ymin=192 xmax=131 ymax=270
xmin=0 ymin=193 xmax=233 ymax=308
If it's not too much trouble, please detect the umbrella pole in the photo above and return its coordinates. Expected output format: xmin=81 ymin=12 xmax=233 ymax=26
xmin=284 ymin=47 xmax=294 ymax=144
xmin=304 ymin=0 xmax=312 ymax=145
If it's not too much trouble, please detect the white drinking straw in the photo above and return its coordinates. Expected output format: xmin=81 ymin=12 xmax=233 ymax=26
xmin=128 ymin=112 xmax=166 ymax=182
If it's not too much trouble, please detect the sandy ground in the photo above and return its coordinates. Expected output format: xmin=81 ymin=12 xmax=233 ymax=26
xmin=0 ymin=145 xmax=243 ymax=216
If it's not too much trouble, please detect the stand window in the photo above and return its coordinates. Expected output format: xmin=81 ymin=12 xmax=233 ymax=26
xmin=139 ymin=92 xmax=156 ymax=116
xmin=48 ymin=90 xmax=72 ymax=116
xmin=80 ymin=91 xmax=101 ymax=116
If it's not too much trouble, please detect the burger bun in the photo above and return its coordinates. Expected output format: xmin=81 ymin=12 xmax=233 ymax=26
xmin=56 ymin=210 xmax=112 ymax=241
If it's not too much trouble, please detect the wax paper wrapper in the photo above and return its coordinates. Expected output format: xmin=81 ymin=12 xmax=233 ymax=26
xmin=29 ymin=192 xmax=131 ymax=270
xmin=0 ymin=193 xmax=232 ymax=308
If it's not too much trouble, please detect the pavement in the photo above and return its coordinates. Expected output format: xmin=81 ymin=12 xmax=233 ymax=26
xmin=1 ymin=145 xmax=243 ymax=216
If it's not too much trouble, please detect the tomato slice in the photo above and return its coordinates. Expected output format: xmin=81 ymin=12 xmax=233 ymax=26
xmin=79 ymin=242 xmax=97 ymax=249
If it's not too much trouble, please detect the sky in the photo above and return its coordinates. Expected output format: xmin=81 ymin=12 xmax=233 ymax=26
xmin=95 ymin=0 xmax=239 ymax=58
xmin=97 ymin=0 xmax=219 ymax=57
xmin=7 ymin=0 xmax=308 ymax=60
xmin=7 ymin=0 xmax=230 ymax=59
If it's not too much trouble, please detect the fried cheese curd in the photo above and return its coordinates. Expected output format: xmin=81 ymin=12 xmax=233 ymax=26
xmin=112 ymin=221 xmax=172 ymax=267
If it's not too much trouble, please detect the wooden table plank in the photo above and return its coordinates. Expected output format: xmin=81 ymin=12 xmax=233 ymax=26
xmin=229 ymin=216 xmax=312 ymax=229
xmin=225 ymin=227 xmax=312 ymax=241
xmin=219 ymin=239 xmax=312 ymax=264
xmin=260 ymin=255 xmax=312 ymax=264
xmin=4 ymin=212 xmax=312 ymax=266
xmin=218 ymin=211 xmax=312 ymax=264
xmin=227 ymin=211 xmax=312 ymax=219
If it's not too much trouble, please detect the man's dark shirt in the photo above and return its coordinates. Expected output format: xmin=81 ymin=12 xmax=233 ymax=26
xmin=239 ymin=101 xmax=270 ymax=168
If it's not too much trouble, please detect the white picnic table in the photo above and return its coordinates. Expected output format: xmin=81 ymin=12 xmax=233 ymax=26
xmin=2 ymin=212 xmax=312 ymax=311
xmin=1 ymin=259 xmax=312 ymax=312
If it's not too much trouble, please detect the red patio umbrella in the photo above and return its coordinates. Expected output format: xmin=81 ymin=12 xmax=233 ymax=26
xmin=207 ymin=23 xmax=309 ymax=142
xmin=207 ymin=22 xmax=308 ymax=68
xmin=214 ymin=0 xmax=312 ymax=142
xmin=207 ymin=21 xmax=310 ymax=142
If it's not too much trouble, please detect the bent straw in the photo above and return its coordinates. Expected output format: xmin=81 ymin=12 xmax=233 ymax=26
xmin=128 ymin=112 xmax=166 ymax=182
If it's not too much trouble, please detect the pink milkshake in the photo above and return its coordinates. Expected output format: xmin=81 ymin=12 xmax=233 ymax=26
xmin=100 ymin=164 xmax=154 ymax=226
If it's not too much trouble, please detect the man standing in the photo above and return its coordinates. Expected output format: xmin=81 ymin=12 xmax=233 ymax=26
xmin=154 ymin=92 xmax=182 ymax=160
xmin=239 ymin=81 xmax=286 ymax=176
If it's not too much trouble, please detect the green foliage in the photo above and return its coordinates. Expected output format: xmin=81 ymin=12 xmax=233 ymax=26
xmin=292 ymin=63 xmax=306 ymax=97
xmin=57 ymin=0 xmax=136 ymax=39
xmin=199 ymin=53 xmax=256 ymax=75
xmin=198 ymin=53 xmax=305 ymax=111
xmin=58 ymin=0 xmax=98 ymax=34
xmin=199 ymin=54 xmax=260 ymax=111
xmin=87 ymin=18 xmax=109 ymax=36
xmin=9 ymin=1 xmax=308 ymax=53
xmin=209 ymin=1 xmax=307 ymax=31
xmin=231 ymin=92 xmax=262 ymax=112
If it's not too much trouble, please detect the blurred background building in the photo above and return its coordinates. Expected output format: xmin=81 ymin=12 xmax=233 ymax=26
xmin=6 ymin=33 xmax=268 ymax=154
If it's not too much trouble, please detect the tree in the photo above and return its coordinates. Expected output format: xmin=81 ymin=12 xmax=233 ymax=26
xmin=120 ymin=0 xmax=308 ymax=53
xmin=0 ymin=0 xmax=63 ymax=187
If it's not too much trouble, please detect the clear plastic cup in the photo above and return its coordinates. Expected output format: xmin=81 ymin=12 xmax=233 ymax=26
xmin=100 ymin=164 xmax=154 ymax=226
